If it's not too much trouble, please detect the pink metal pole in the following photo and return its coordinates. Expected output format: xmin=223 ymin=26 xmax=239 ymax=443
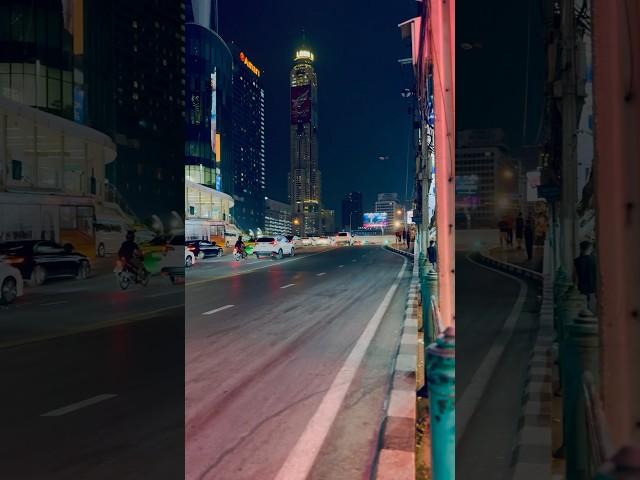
xmin=431 ymin=0 xmax=455 ymax=328
xmin=592 ymin=0 xmax=640 ymax=446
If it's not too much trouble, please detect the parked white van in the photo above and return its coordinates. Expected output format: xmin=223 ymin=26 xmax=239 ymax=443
xmin=95 ymin=219 xmax=130 ymax=257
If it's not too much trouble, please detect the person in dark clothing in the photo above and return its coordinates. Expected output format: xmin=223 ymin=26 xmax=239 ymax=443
xmin=234 ymin=235 xmax=246 ymax=255
xmin=427 ymin=240 xmax=437 ymax=271
xmin=524 ymin=216 xmax=534 ymax=261
xmin=506 ymin=215 xmax=514 ymax=247
xmin=498 ymin=218 xmax=508 ymax=247
xmin=406 ymin=229 xmax=411 ymax=249
xmin=574 ymin=240 xmax=597 ymax=306
xmin=515 ymin=212 xmax=524 ymax=250
xmin=118 ymin=230 xmax=144 ymax=280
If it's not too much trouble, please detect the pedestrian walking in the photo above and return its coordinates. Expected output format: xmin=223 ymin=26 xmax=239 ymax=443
xmin=574 ymin=240 xmax=597 ymax=310
xmin=524 ymin=216 xmax=534 ymax=261
xmin=515 ymin=212 xmax=524 ymax=250
xmin=506 ymin=215 xmax=514 ymax=248
xmin=498 ymin=218 xmax=508 ymax=248
xmin=427 ymin=240 xmax=437 ymax=271
xmin=406 ymin=229 xmax=411 ymax=250
xmin=402 ymin=229 xmax=406 ymax=241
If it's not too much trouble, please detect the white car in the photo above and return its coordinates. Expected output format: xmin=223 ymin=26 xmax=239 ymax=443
xmin=157 ymin=233 xmax=187 ymax=283
xmin=334 ymin=232 xmax=353 ymax=246
xmin=185 ymin=247 xmax=196 ymax=267
xmin=314 ymin=236 xmax=331 ymax=246
xmin=285 ymin=235 xmax=301 ymax=246
xmin=300 ymin=237 xmax=313 ymax=246
xmin=0 ymin=261 xmax=24 ymax=305
xmin=254 ymin=236 xmax=295 ymax=259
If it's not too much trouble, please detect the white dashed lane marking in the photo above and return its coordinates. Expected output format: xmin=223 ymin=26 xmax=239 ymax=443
xmin=203 ymin=304 xmax=235 ymax=315
xmin=41 ymin=394 xmax=117 ymax=417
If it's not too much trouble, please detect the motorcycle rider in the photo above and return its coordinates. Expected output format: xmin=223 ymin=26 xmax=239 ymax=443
xmin=118 ymin=230 xmax=145 ymax=281
xmin=234 ymin=235 xmax=246 ymax=258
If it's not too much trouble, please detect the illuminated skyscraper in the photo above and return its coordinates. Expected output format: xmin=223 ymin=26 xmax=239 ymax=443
xmin=288 ymin=43 xmax=321 ymax=236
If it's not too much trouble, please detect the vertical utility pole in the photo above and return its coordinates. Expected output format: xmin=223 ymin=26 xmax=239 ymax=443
xmin=592 ymin=0 xmax=640 ymax=450
xmin=560 ymin=0 xmax=578 ymax=273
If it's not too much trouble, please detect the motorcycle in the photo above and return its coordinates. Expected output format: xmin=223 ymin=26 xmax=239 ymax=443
xmin=114 ymin=257 xmax=151 ymax=290
xmin=233 ymin=247 xmax=248 ymax=261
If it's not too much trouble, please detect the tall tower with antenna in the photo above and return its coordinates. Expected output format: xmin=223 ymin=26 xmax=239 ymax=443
xmin=288 ymin=31 xmax=321 ymax=236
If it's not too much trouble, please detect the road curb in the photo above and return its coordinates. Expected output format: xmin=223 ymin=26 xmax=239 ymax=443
xmin=511 ymin=272 xmax=554 ymax=479
xmin=374 ymin=250 xmax=418 ymax=480
xmin=384 ymin=245 xmax=415 ymax=262
xmin=476 ymin=250 xmax=543 ymax=284
xmin=473 ymin=249 xmax=553 ymax=478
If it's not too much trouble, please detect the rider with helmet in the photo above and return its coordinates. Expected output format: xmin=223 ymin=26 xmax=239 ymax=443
xmin=118 ymin=230 xmax=145 ymax=280
xmin=234 ymin=235 xmax=246 ymax=257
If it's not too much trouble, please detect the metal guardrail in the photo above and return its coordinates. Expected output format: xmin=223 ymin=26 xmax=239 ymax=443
xmin=583 ymin=371 xmax=614 ymax=476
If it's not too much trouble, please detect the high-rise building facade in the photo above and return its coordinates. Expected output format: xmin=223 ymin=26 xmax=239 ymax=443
xmin=320 ymin=209 xmax=335 ymax=234
xmin=0 ymin=1 xmax=185 ymax=226
xmin=342 ymin=192 xmax=363 ymax=231
xmin=230 ymin=44 xmax=265 ymax=233
xmin=374 ymin=193 xmax=401 ymax=233
xmin=184 ymin=0 xmax=235 ymax=240
xmin=288 ymin=45 xmax=321 ymax=236
xmin=86 ymin=0 xmax=186 ymax=223
xmin=264 ymin=198 xmax=292 ymax=236
xmin=456 ymin=129 xmax=517 ymax=227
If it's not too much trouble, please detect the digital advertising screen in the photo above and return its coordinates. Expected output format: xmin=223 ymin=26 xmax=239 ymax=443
xmin=363 ymin=212 xmax=388 ymax=228
xmin=290 ymin=85 xmax=311 ymax=124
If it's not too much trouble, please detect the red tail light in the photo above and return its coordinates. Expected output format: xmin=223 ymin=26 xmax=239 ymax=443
xmin=187 ymin=246 xmax=195 ymax=251
xmin=4 ymin=256 xmax=24 ymax=265
xmin=272 ymin=240 xmax=277 ymax=246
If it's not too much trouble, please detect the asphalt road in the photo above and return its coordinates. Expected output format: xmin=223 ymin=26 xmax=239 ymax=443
xmin=0 ymin=257 xmax=183 ymax=347
xmin=456 ymin=251 xmax=540 ymax=479
xmin=0 ymin=245 xmax=409 ymax=479
xmin=185 ymin=245 xmax=410 ymax=480
xmin=0 ymin=307 xmax=184 ymax=480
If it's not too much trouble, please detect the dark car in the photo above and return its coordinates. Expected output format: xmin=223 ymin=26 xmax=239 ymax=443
xmin=186 ymin=240 xmax=223 ymax=259
xmin=0 ymin=240 xmax=91 ymax=286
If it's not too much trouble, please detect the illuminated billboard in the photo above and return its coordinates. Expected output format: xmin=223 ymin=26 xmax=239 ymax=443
xmin=211 ymin=70 xmax=217 ymax=154
xmin=290 ymin=85 xmax=311 ymax=124
xmin=239 ymin=51 xmax=261 ymax=77
xmin=363 ymin=212 xmax=388 ymax=228
xmin=455 ymin=175 xmax=479 ymax=195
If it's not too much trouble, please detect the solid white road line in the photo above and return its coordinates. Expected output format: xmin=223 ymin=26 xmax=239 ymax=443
xmin=274 ymin=258 xmax=408 ymax=480
xmin=203 ymin=304 xmax=235 ymax=315
xmin=352 ymin=259 xmax=357 ymax=262
xmin=456 ymin=253 xmax=528 ymax=444
xmin=40 ymin=301 xmax=68 ymax=306
xmin=316 ymin=272 xmax=326 ymax=277
xmin=41 ymin=394 xmax=117 ymax=417
xmin=280 ymin=283 xmax=295 ymax=289
xmin=338 ymin=265 xmax=344 ymax=268
xmin=145 ymin=290 xmax=182 ymax=298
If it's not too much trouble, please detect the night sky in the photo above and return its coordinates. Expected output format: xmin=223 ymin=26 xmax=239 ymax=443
xmin=457 ymin=0 xmax=545 ymax=165
xmin=219 ymin=1 xmax=418 ymax=224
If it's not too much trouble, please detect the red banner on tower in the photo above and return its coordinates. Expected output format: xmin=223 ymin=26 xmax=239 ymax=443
xmin=290 ymin=85 xmax=311 ymax=124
